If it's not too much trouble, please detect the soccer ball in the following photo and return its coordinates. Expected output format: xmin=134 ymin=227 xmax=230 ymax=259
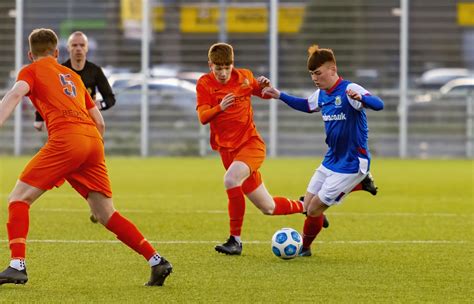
xmin=271 ymin=228 xmax=302 ymax=259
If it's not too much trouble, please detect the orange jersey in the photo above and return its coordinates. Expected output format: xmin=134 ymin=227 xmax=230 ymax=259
xmin=196 ymin=68 xmax=269 ymax=150
xmin=17 ymin=56 xmax=100 ymax=139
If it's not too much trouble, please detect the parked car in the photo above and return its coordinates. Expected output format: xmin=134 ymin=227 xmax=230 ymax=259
xmin=150 ymin=65 xmax=204 ymax=83
xmin=416 ymin=68 xmax=473 ymax=89
xmin=440 ymin=77 xmax=474 ymax=95
xmin=414 ymin=77 xmax=474 ymax=103
xmin=96 ymin=74 xmax=197 ymax=111
xmin=113 ymin=77 xmax=196 ymax=111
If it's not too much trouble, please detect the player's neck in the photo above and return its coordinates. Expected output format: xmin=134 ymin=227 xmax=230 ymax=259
xmin=71 ymin=59 xmax=86 ymax=71
xmin=32 ymin=54 xmax=56 ymax=62
xmin=325 ymin=75 xmax=341 ymax=91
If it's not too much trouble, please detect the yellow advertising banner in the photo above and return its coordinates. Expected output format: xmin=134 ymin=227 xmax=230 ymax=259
xmin=180 ymin=5 xmax=220 ymax=33
xmin=180 ymin=4 xmax=305 ymax=33
xmin=279 ymin=5 xmax=305 ymax=33
xmin=458 ymin=3 xmax=474 ymax=26
xmin=120 ymin=1 xmax=305 ymax=33
xmin=227 ymin=7 xmax=268 ymax=33
xmin=120 ymin=0 xmax=165 ymax=31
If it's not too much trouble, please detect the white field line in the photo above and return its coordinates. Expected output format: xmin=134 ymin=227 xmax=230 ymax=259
xmin=319 ymin=212 xmax=472 ymax=217
xmin=30 ymin=208 xmax=473 ymax=217
xmin=191 ymin=211 xmax=472 ymax=217
xmin=0 ymin=193 xmax=471 ymax=217
xmin=0 ymin=239 xmax=469 ymax=245
xmin=0 ymin=193 xmax=193 ymax=199
xmin=36 ymin=208 xmax=152 ymax=213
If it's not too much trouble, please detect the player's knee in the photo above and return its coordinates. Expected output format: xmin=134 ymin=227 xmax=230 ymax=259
xmin=90 ymin=207 xmax=114 ymax=225
xmin=8 ymin=193 xmax=34 ymax=204
xmin=223 ymin=174 xmax=240 ymax=189
xmin=94 ymin=213 xmax=110 ymax=225
xmin=306 ymin=209 xmax=322 ymax=217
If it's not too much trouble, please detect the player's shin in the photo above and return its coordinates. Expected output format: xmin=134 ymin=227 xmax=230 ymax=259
xmin=302 ymin=214 xmax=325 ymax=249
xmin=272 ymin=197 xmax=304 ymax=215
xmin=7 ymin=201 xmax=30 ymax=261
xmin=105 ymin=211 xmax=156 ymax=260
xmin=227 ymin=186 xmax=246 ymax=237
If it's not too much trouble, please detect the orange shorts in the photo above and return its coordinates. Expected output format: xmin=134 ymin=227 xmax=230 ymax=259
xmin=20 ymin=134 xmax=112 ymax=199
xmin=219 ymin=136 xmax=265 ymax=194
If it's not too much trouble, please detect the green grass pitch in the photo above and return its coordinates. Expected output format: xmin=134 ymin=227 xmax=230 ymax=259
xmin=0 ymin=157 xmax=472 ymax=303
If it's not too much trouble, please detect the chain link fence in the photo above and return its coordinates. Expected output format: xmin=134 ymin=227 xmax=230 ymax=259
xmin=0 ymin=0 xmax=473 ymax=158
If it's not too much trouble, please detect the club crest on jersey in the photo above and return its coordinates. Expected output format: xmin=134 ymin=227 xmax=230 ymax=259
xmin=241 ymin=78 xmax=250 ymax=87
xmin=335 ymin=96 xmax=342 ymax=107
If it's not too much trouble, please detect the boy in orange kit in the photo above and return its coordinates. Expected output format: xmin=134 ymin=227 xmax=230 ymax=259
xmin=196 ymin=43 xmax=322 ymax=255
xmin=0 ymin=28 xmax=171 ymax=286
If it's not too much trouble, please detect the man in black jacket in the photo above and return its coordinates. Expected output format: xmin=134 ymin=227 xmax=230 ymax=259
xmin=34 ymin=31 xmax=116 ymax=131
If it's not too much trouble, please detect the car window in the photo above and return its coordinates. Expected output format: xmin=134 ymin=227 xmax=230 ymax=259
xmin=447 ymin=85 xmax=474 ymax=93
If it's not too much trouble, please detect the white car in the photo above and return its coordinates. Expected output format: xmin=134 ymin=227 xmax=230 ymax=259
xmin=113 ymin=77 xmax=196 ymax=112
xmin=415 ymin=75 xmax=474 ymax=103
xmin=96 ymin=74 xmax=197 ymax=112
xmin=440 ymin=77 xmax=474 ymax=94
xmin=416 ymin=68 xmax=473 ymax=88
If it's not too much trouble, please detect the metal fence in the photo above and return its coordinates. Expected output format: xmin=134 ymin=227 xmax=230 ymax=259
xmin=0 ymin=0 xmax=473 ymax=158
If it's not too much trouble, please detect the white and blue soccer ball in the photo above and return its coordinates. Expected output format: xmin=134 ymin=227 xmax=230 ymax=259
xmin=271 ymin=228 xmax=303 ymax=259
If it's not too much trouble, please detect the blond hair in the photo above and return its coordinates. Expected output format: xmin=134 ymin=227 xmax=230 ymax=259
xmin=28 ymin=28 xmax=58 ymax=57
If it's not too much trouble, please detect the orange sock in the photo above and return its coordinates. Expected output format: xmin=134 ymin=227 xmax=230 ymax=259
xmin=302 ymin=214 xmax=325 ymax=249
xmin=226 ymin=186 xmax=245 ymax=236
xmin=105 ymin=212 xmax=156 ymax=260
xmin=272 ymin=197 xmax=304 ymax=215
xmin=7 ymin=201 xmax=30 ymax=259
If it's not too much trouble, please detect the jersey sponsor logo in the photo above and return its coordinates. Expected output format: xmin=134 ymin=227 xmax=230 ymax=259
xmin=217 ymin=94 xmax=247 ymax=106
xmin=62 ymin=109 xmax=86 ymax=121
xmin=234 ymin=95 xmax=247 ymax=103
xmin=322 ymin=113 xmax=346 ymax=122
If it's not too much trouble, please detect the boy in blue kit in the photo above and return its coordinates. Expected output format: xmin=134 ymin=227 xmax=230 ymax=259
xmin=262 ymin=44 xmax=384 ymax=256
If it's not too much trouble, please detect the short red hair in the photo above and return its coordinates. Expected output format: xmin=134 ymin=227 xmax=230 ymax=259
xmin=208 ymin=43 xmax=234 ymax=66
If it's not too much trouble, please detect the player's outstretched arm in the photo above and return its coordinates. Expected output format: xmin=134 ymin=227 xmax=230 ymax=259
xmin=262 ymin=86 xmax=280 ymax=98
xmin=360 ymin=94 xmax=384 ymax=111
xmin=0 ymin=81 xmax=29 ymax=127
xmin=262 ymin=87 xmax=311 ymax=113
xmin=253 ymin=76 xmax=272 ymax=99
xmin=256 ymin=76 xmax=271 ymax=88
